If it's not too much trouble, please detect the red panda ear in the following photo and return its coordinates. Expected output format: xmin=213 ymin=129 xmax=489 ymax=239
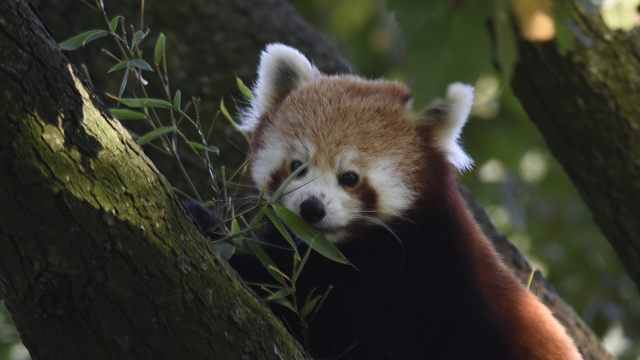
xmin=241 ymin=44 xmax=321 ymax=132
xmin=419 ymin=83 xmax=475 ymax=172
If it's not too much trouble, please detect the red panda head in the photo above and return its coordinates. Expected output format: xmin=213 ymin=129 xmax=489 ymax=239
xmin=242 ymin=44 xmax=474 ymax=243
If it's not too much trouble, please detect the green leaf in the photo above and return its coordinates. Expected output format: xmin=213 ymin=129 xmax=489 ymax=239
xmin=236 ymin=76 xmax=254 ymax=100
xmin=174 ymin=90 xmax=181 ymax=110
xmin=272 ymin=205 xmax=349 ymax=265
xmin=294 ymin=246 xmax=313 ymax=282
xmin=212 ymin=224 xmax=261 ymax=243
xmin=220 ymin=97 xmax=250 ymax=143
xmin=268 ymin=158 xmax=311 ymax=204
xmin=117 ymin=98 xmax=173 ymax=109
xmin=230 ymin=218 xmax=242 ymax=247
xmin=302 ymin=294 xmax=323 ymax=318
xmin=129 ymin=59 xmax=153 ymax=71
xmin=267 ymin=297 xmax=297 ymax=314
xmin=59 ymin=30 xmax=108 ymax=50
xmin=186 ymin=141 xmax=205 ymax=151
xmin=109 ymin=108 xmax=147 ymax=120
xmin=131 ymin=30 xmax=148 ymax=49
xmin=265 ymin=208 xmax=299 ymax=256
xmin=247 ymin=241 xmax=286 ymax=286
xmin=214 ymin=242 xmax=235 ymax=260
xmin=137 ymin=126 xmax=176 ymax=145
xmin=109 ymin=16 xmax=120 ymax=33
xmin=108 ymin=60 xmax=129 ymax=73
xmin=118 ymin=67 xmax=129 ymax=99
xmin=185 ymin=141 xmax=219 ymax=154
xmin=154 ymin=33 xmax=165 ymax=65
xmin=266 ymin=289 xmax=291 ymax=301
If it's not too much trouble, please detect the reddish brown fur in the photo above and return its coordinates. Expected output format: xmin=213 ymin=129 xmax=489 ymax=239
xmin=248 ymin=71 xmax=581 ymax=359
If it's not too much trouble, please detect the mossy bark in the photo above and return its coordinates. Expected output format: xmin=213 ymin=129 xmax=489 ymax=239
xmin=30 ymin=0 xmax=355 ymax=196
xmin=511 ymin=1 xmax=640 ymax=293
xmin=0 ymin=1 xmax=308 ymax=359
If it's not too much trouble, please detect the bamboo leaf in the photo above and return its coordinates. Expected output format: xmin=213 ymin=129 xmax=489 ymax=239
xmin=301 ymin=294 xmax=322 ymax=318
xmin=186 ymin=141 xmax=205 ymax=151
xmin=109 ymin=16 xmax=120 ymax=33
xmin=118 ymin=67 xmax=129 ymax=99
xmin=265 ymin=208 xmax=299 ymax=256
xmin=266 ymin=289 xmax=291 ymax=301
xmin=109 ymin=108 xmax=147 ymax=120
xmin=108 ymin=60 xmax=129 ymax=73
xmin=131 ymin=30 xmax=148 ymax=49
xmin=154 ymin=33 xmax=165 ymax=65
xmin=174 ymin=90 xmax=181 ymax=110
xmin=268 ymin=158 xmax=311 ymax=204
xmin=213 ymin=242 xmax=235 ymax=260
xmin=236 ymin=76 xmax=254 ymax=100
xmin=129 ymin=59 xmax=153 ymax=71
xmin=267 ymin=297 xmax=297 ymax=314
xmin=247 ymin=241 xmax=286 ymax=286
xmin=272 ymin=205 xmax=349 ymax=265
xmin=117 ymin=98 xmax=173 ymax=109
xmin=294 ymin=246 xmax=313 ymax=282
xmin=137 ymin=126 xmax=176 ymax=145
xmin=59 ymin=30 xmax=108 ymax=50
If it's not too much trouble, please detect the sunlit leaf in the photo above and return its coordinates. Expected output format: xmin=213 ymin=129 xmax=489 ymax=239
xmin=272 ymin=205 xmax=349 ymax=265
xmin=117 ymin=98 xmax=173 ymax=109
xmin=59 ymin=30 xmax=108 ymax=50
xmin=236 ymin=76 xmax=254 ymax=100
xmin=137 ymin=126 xmax=176 ymax=145
xmin=109 ymin=108 xmax=147 ymax=120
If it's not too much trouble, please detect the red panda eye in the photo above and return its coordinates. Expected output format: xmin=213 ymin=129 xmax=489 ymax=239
xmin=339 ymin=172 xmax=359 ymax=187
xmin=290 ymin=160 xmax=307 ymax=176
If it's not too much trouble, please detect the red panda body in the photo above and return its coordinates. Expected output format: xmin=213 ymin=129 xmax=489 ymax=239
xmin=234 ymin=44 xmax=583 ymax=360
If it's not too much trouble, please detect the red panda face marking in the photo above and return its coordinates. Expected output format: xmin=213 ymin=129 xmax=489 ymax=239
xmin=244 ymin=44 xmax=475 ymax=243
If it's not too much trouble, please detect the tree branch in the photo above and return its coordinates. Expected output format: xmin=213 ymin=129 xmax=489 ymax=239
xmin=0 ymin=1 xmax=308 ymax=358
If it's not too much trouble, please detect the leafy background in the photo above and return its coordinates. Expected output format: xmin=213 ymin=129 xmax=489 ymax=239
xmin=1 ymin=1 xmax=639 ymax=359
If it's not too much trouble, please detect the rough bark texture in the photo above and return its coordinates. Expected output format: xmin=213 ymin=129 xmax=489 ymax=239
xmin=511 ymin=1 xmax=640 ymax=292
xmin=0 ymin=1 xmax=309 ymax=359
xmin=0 ymin=0 xmax=611 ymax=358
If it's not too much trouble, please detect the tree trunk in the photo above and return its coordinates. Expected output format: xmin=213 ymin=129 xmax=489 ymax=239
xmin=0 ymin=0 xmax=611 ymax=358
xmin=0 ymin=1 xmax=308 ymax=359
xmin=511 ymin=0 xmax=640 ymax=292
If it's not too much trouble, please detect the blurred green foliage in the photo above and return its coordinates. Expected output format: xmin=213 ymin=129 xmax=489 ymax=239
xmin=289 ymin=0 xmax=640 ymax=358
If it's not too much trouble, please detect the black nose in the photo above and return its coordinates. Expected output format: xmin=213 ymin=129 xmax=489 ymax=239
xmin=299 ymin=197 xmax=326 ymax=223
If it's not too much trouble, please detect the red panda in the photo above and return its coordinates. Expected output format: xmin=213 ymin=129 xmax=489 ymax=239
xmin=225 ymin=44 xmax=583 ymax=359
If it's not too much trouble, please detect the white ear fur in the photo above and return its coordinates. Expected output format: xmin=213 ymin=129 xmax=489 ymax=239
xmin=240 ymin=43 xmax=317 ymax=133
xmin=434 ymin=82 xmax=474 ymax=172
